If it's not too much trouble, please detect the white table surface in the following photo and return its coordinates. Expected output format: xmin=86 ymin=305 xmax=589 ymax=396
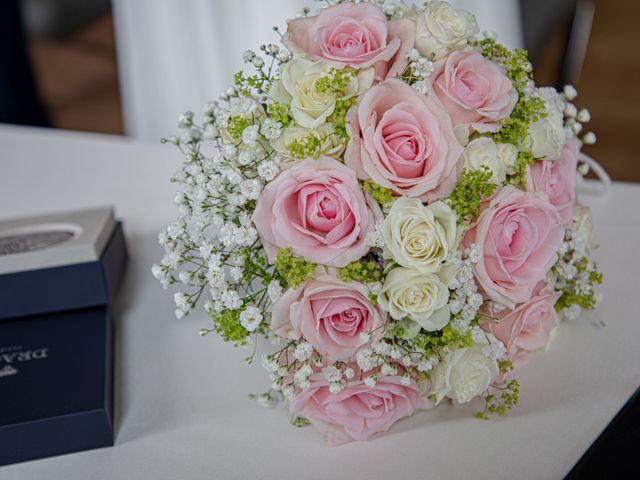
xmin=0 ymin=125 xmax=638 ymax=480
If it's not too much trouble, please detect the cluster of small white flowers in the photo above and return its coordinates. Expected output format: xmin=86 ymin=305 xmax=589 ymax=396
xmin=242 ymin=125 xmax=260 ymax=145
xmin=417 ymin=355 xmax=440 ymax=373
xmin=257 ymin=160 xmax=279 ymax=181
xmin=323 ymin=365 xmax=350 ymax=393
xmin=556 ymin=230 xmax=587 ymax=282
xmin=381 ymin=0 xmax=412 ymax=19
xmin=323 ymin=365 xmax=341 ymax=382
xmin=374 ymin=340 xmax=402 ymax=360
xmin=267 ymin=280 xmax=284 ymax=303
xmin=260 ymin=339 xmax=377 ymax=398
xmin=407 ymin=49 xmax=435 ymax=95
xmin=293 ymin=363 xmax=313 ymax=389
xmin=553 ymin=229 xmax=602 ymax=320
xmin=256 ymin=393 xmax=276 ymax=408
xmin=356 ymin=347 xmax=378 ymax=371
xmin=173 ymin=292 xmax=194 ymax=319
xmin=380 ymin=362 xmax=398 ymax=376
xmin=447 ymin=244 xmax=484 ymax=334
xmin=365 ymin=221 xmax=384 ymax=248
xmin=239 ymin=306 xmax=263 ymax=332
xmin=261 ymin=352 xmax=294 ymax=393
xmin=243 ymin=42 xmax=291 ymax=69
xmin=482 ymin=337 xmax=506 ymax=360
xmin=241 ymin=49 xmax=265 ymax=69
xmin=561 ymin=84 xmax=596 ymax=147
xmin=153 ymin=29 xmax=305 ymax=345
xmin=364 ymin=374 xmax=378 ymax=388
xmin=153 ymin=92 xmax=289 ymax=343
xmin=151 ymin=264 xmax=171 ymax=289
xmin=261 ymin=354 xmax=278 ymax=372
xmin=260 ymin=118 xmax=283 ymax=140
xmin=366 ymin=281 xmax=382 ymax=296
xmin=293 ymin=341 xmax=313 ymax=361
xmin=354 ymin=338 xmax=429 ymax=384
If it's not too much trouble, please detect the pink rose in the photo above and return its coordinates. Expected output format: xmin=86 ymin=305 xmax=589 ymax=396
xmin=283 ymin=2 xmax=415 ymax=81
xmin=345 ymin=78 xmax=463 ymax=201
xmin=481 ymin=284 xmax=560 ymax=368
xmin=527 ymin=136 xmax=579 ymax=226
xmin=271 ymin=273 xmax=383 ymax=361
xmin=289 ymin=373 xmax=424 ymax=445
xmin=252 ymin=156 xmax=381 ymax=267
xmin=463 ymin=185 xmax=564 ymax=309
xmin=432 ymin=50 xmax=517 ymax=133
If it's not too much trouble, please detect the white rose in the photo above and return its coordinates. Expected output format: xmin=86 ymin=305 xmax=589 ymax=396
xmin=460 ymin=137 xmax=518 ymax=184
xmin=382 ymin=197 xmax=458 ymax=273
xmin=573 ymin=203 xmax=594 ymax=252
xmin=528 ymin=87 xmax=566 ymax=160
xmin=414 ymin=1 xmax=479 ymax=59
xmin=271 ymin=123 xmax=345 ymax=161
xmin=378 ymin=267 xmax=451 ymax=334
xmin=269 ymin=55 xmax=374 ymax=129
xmin=430 ymin=341 xmax=499 ymax=404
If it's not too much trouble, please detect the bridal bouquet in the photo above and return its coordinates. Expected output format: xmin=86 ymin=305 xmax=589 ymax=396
xmin=153 ymin=0 xmax=602 ymax=445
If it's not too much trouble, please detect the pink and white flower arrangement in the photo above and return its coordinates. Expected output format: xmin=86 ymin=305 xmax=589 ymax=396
xmin=154 ymin=0 xmax=603 ymax=445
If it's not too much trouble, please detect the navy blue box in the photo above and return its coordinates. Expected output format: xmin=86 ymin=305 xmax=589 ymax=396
xmin=0 ymin=209 xmax=126 ymax=467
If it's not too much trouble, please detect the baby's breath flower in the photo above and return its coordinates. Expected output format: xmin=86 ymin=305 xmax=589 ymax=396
xmin=563 ymin=84 xmax=578 ymax=100
xmin=257 ymin=161 xmax=279 ymax=181
xmin=178 ymin=110 xmax=194 ymax=128
xmin=323 ymin=365 xmax=342 ymax=383
xmin=582 ymin=132 xmax=597 ymax=145
xmin=239 ymin=306 xmax=263 ymax=332
xmin=329 ymin=382 xmax=343 ymax=394
xmin=471 ymin=326 xmax=485 ymax=344
xmin=221 ymin=290 xmax=242 ymax=310
xmin=483 ymin=339 xmax=506 ymax=360
xmin=277 ymin=50 xmax=290 ymax=62
xmin=242 ymin=125 xmax=260 ymax=145
xmin=260 ymin=118 xmax=282 ymax=140
xmin=364 ymin=374 xmax=377 ymax=388
xmin=571 ymin=121 xmax=583 ymax=135
xmin=293 ymin=342 xmax=313 ymax=361
xmin=282 ymin=384 xmax=295 ymax=399
xmin=357 ymin=348 xmax=376 ymax=371
xmin=359 ymin=331 xmax=373 ymax=342
xmin=564 ymin=103 xmax=577 ymax=118
xmin=240 ymin=179 xmax=263 ymax=200
xmin=577 ymin=108 xmax=591 ymax=123
xmin=267 ymin=280 xmax=284 ymax=303
xmin=380 ymin=363 xmax=398 ymax=376
xmin=242 ymin=50 xmax=255 ymax=62
xmin=257 ymin=393 xmax=275 ymax=408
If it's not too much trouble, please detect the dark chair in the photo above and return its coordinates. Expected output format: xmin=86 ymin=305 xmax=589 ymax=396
xmin=521 ymin=0 xmax=596 ymax=88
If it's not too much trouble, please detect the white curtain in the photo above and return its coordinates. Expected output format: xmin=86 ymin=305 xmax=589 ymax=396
xmin=113 ymin=0 xmax=523 ymax=141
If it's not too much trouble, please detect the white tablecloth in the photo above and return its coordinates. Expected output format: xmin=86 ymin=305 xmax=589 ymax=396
xmin=0 ymin=125 xmax=638 ymax=480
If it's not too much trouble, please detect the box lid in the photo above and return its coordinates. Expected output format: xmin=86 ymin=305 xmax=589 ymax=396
xmin=0 ymin=208 xmax=126 ymax=321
